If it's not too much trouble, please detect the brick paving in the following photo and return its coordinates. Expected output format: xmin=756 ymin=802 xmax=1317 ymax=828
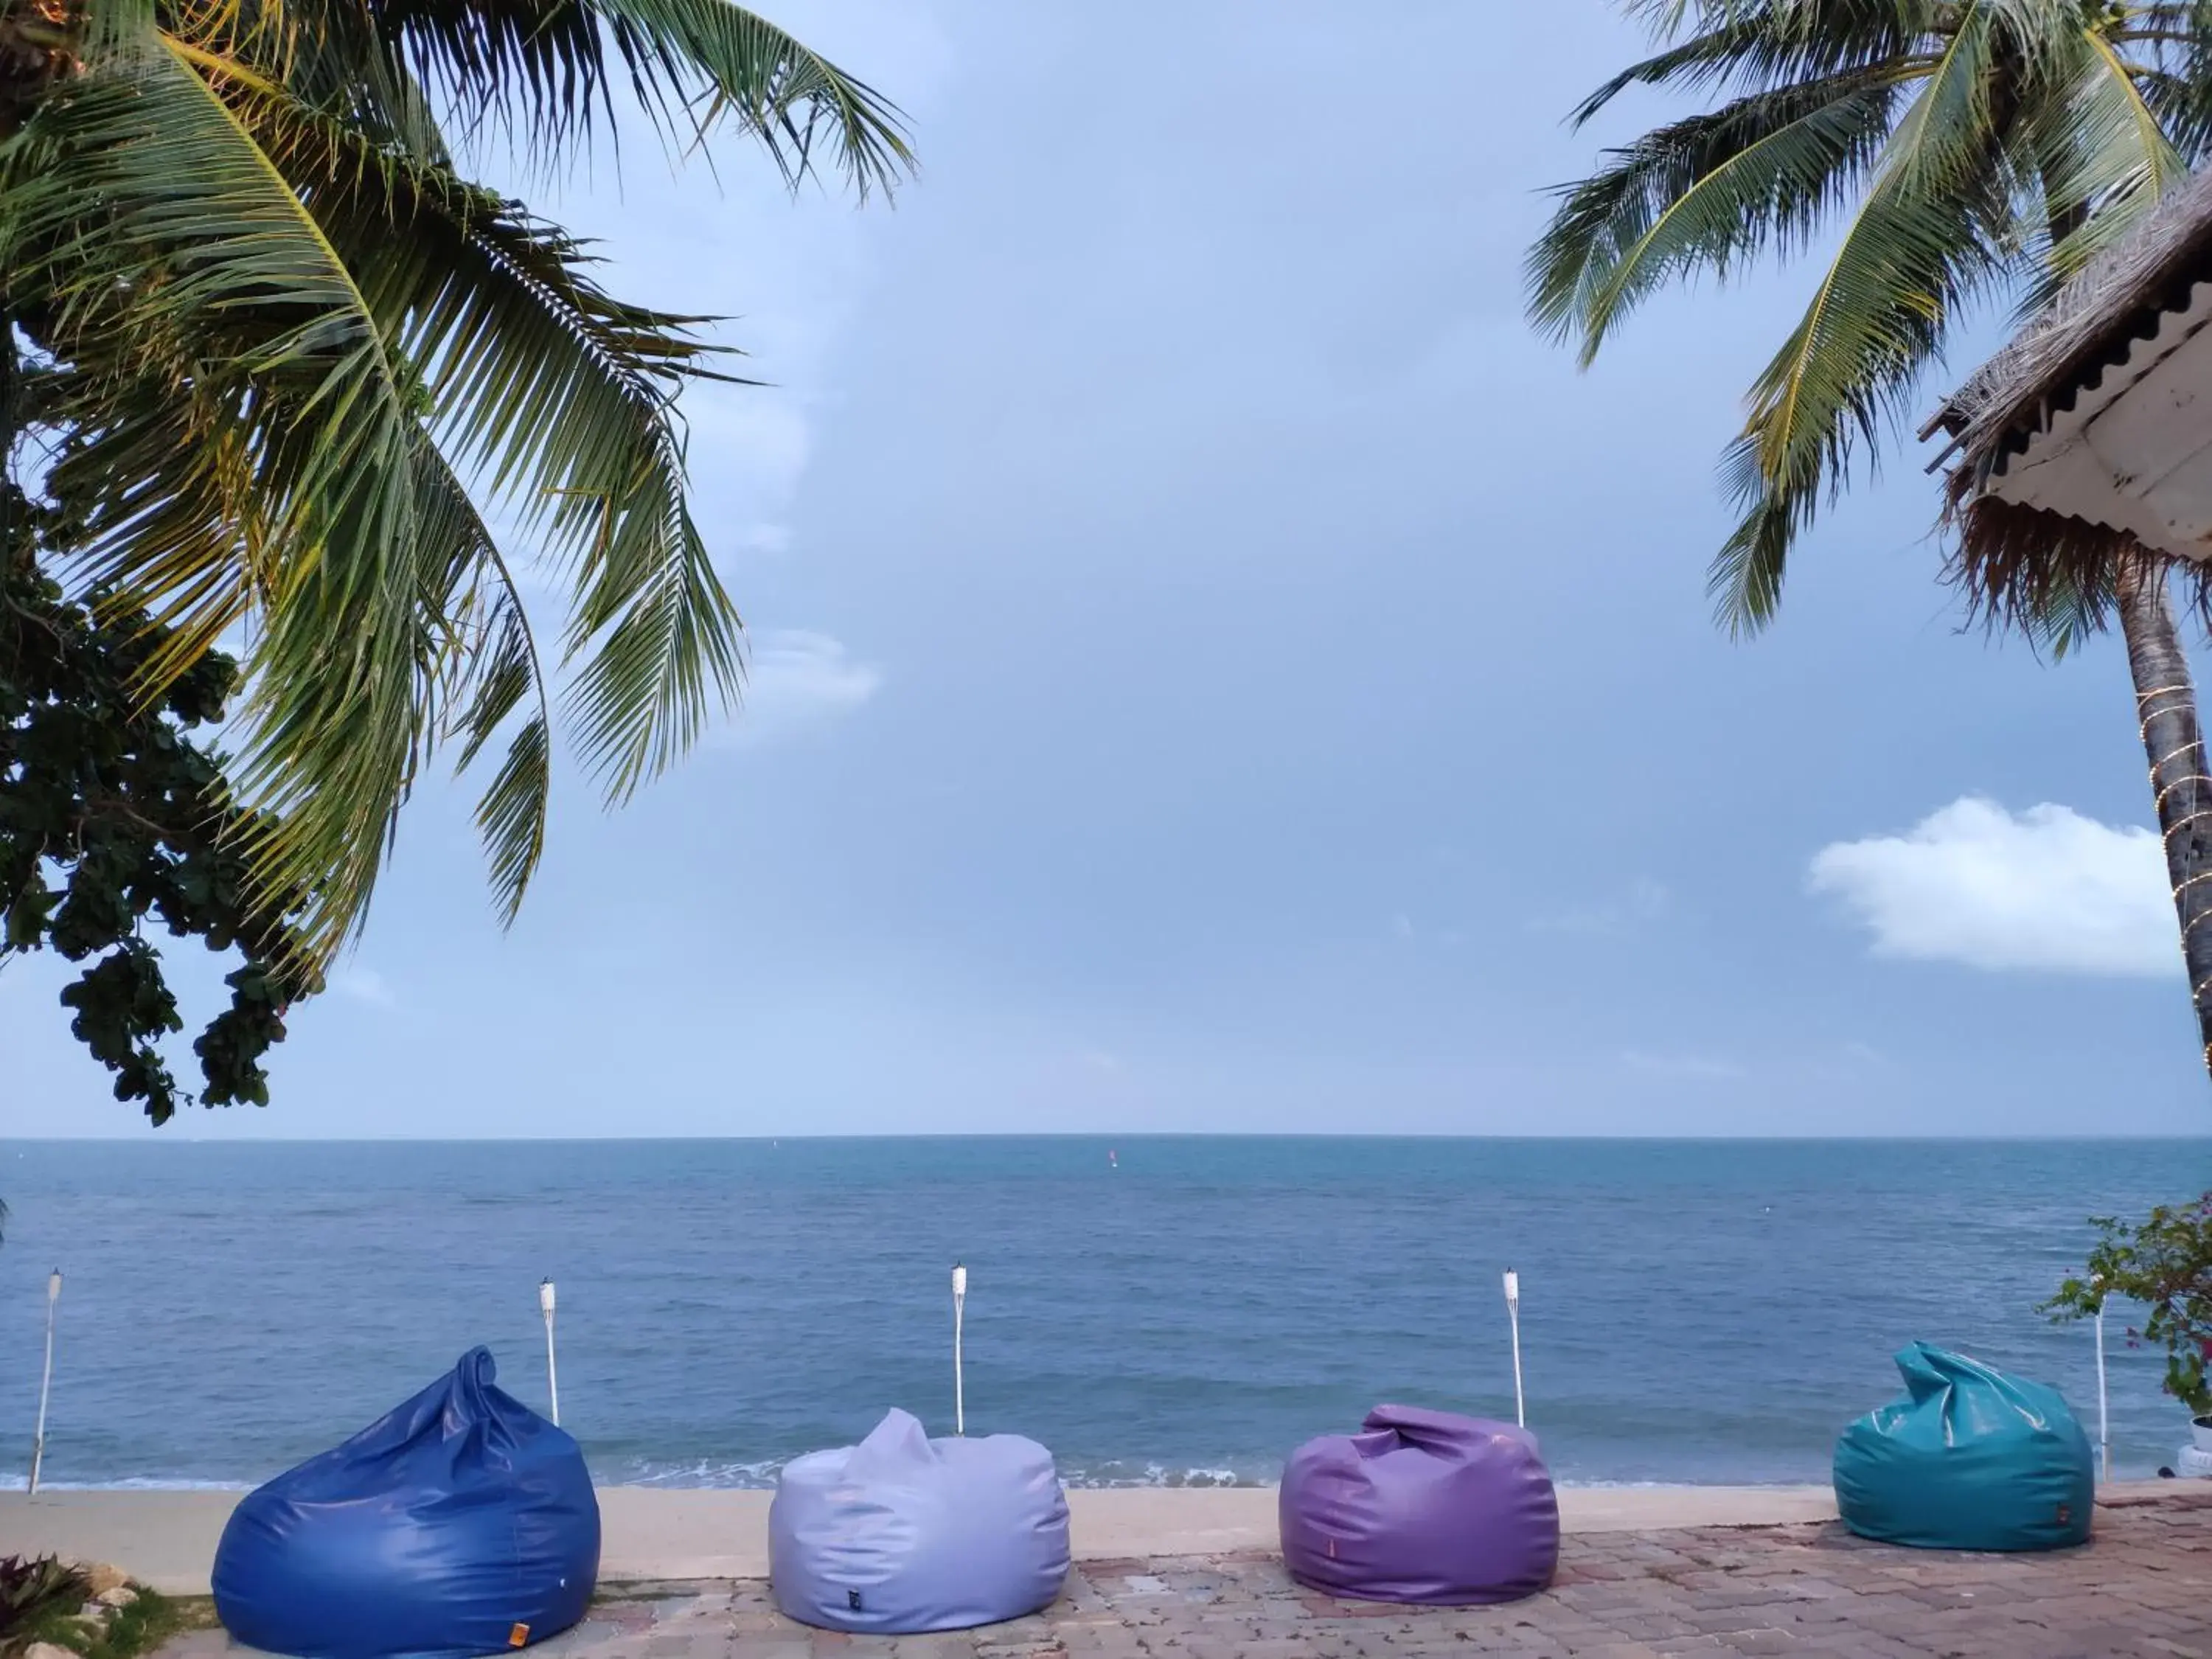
xmin=158 ymin=1489 xmax=2212 ymax=1659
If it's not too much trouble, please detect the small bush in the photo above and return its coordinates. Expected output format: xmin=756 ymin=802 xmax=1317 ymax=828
xmin=0 ymin=1557 xmax=90 ymax=1646
xmin=0 ymin=1559 xmax=207 ymax=1659
xmin=2046 ymin=1196 xmax=2212 ymax=1416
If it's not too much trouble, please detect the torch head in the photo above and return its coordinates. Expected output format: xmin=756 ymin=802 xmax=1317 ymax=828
xmin=46 ymin=1270 xmax=60 ymax=1302
xmin=1503 ymin=1269 xmax=1519 ymax=1307
xmin=539 ymin=1279 xmax=556 ymax=1316
xmin=952 ymin=1262 xmax=967 ymax=1299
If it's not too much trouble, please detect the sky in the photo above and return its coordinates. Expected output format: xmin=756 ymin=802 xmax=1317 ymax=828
xmin=4 ymin=1 xmax=2209 ymax=1138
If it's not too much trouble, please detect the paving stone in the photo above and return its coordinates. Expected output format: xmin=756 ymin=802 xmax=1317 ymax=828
xmin=150 ymin=1495 xmax=2212 ymax=1659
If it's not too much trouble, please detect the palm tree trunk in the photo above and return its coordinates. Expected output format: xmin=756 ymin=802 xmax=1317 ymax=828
xmin=2118 ymin=562 xmax=2212 ymax=1079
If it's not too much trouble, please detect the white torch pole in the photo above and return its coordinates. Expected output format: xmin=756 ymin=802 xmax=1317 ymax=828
xmin=1503 ymin=1268 xmax=1526 ymax=1430
xmin=2094 ymin=1281 xmax=2110 ymax=1483
xmin=952 ymin=1263 xmax=967 ymax=1437
xmin=29 ymin=1270 xmax=60 ymax=1495
xmin=540 ymin=1279 xmax=560 ymax=1428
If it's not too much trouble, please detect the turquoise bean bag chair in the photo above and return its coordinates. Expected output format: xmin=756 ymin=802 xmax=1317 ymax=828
xmin=1834 ymin=1343 xmax=2093 ymax=1552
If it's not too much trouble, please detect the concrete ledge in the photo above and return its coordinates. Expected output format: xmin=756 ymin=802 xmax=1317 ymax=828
xmin=0 ymin=1481 xmax=2168 ymax=1598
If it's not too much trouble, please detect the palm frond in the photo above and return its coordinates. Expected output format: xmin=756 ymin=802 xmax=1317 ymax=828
xmin=1573 ymin=0 xmax=1930 ymax=126
xmin=344 ymin=0 xmax=609 ymax=153
xmin=1538 ymin=0 xmax=2212 ymax=651
xmin=166 ymin=6 xmax=453 ymax=161
xmin=364 ymin=0 xmax=911 ymax=192
xmin=2123 ymin=5 xmax=2212 ymax=158
xmin=2025 ymin=25 xmax=2186 ymax=290
xmin=0 ymin=0 xmax=912 ymax=974
xmin=296 ymin=132 xmax=745 ymax=804
xmin=1710 ymin=435 xmax=1804 ymax=635
xmin=3 ymin=21 xmax=444 ymax=959
xmin=2132 ymin=68 xmax=2212 ymax=164
xmin=413 ymin=439 xmax=555 ymax=921
xmin=1531 ymin=67 xmax=1910 ymax=361
xmin=1717 ymin=4 xmax=2012 ymax=627
xmin=221 ymin=74 xmax=748 ymax=805
xmin=588 ymin=0 xmax=911 ymax=193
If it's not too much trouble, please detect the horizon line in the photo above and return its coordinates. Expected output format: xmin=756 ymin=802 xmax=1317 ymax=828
xmin=5 ymin=1130 xmax=2208 ymax=1144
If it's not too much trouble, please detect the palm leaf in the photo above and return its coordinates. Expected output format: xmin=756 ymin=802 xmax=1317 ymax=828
xmin=21 ymin=40 xmax=748 ymax=938
xmin=1717 ymin=3 xmax=2012 ymax=628
xmin=208 ymin=72 xmax=748 ymax=804
xmin=2025 ymin=25 xmax=2185 ymax=289
xmin=1531 ymin=68 xmax=1911 ymax=361
xmin=2123 ymin=4 xmax=2212 ymax=157
xmin=363 ymin=0 xmax=911 ymax=192
xmin=413 ymin=437 xmax=556 ymax=921
xmin=4 ymin=21 xmax=439 ymax=956
xmin=1571 ymin=0 xmax=1928 ymax=127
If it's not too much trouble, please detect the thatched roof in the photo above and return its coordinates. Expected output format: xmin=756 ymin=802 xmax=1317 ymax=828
xmin=1941 ymin=168 xmax=2212 ymax=471
xmin=1938 ymin=169 xmax=2212 ymax=625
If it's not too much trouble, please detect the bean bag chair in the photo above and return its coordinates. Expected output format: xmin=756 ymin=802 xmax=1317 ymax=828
xmin=1834 ymin=1343 xmax=2093 ymax=1552
xmin=213 ymin=1348 xmax=599 ymax=1659
xmin=1281 ymin=1405 xmax=1559 ymax=1605
xmin=770 ymin=1408 xmax=1070 ymax=1632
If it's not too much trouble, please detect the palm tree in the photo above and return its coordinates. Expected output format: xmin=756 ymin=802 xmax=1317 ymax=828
xmin=0 ymin=0 xmax=910 ymax=970
xmin=1528 ymin=0 xmax=2212 ymax=1077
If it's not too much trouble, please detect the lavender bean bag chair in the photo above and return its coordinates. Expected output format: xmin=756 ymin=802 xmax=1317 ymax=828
xmin=1281 ymin=1405 xmax=1559 ymax=1605
xmin=770 ymin=1409 xmax=1071 ymax=1633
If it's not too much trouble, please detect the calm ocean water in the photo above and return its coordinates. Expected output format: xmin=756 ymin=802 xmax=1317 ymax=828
xmin=0 ymin=1137 xmax=2205 ymax=1489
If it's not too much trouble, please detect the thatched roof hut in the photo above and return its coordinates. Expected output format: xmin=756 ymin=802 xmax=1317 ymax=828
xmin=1938 ymin=170 xmax=2212 ymax=619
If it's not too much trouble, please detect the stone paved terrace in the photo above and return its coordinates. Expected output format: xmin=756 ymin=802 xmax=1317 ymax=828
xmin=156 ymin=1489 xmax=2212 ymax=1659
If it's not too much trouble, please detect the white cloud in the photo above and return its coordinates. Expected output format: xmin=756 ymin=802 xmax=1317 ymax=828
xmin=1624 ymin=1049 xmax=1747 ymax=1080
xmin=1809 ymin=797 xmax=2173 ymax=977
xmin=330 ymin=967 xmax=396 ymax=1009
xmin=680 ymin=397 xmax=817 ymax=560
xmin=1531 ymin=877 xmax=1670 ymax=936
xmin=727 ymin=630 xmax=883 ymax=745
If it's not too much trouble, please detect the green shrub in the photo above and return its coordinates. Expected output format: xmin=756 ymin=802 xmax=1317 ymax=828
xmin=2046 ymin=1197 xmax=2212 ymax=1416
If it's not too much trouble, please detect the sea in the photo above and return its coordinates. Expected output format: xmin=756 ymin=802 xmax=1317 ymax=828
xmin=0 ymin=1136 xmax=2205 ymax=1492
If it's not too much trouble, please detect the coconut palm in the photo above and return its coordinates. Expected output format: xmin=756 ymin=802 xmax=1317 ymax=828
xmin=1528 ymin=0 xmax=2212 ymax=1075
xmin=0 ymin=0 xmax=909 ymax=969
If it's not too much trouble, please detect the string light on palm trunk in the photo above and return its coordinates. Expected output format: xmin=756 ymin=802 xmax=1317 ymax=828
xmin=2137 ymin=678 xmax=2212 ymax=1067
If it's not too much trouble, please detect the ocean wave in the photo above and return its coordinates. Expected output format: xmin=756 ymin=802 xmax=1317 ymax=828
xmin=614 ymin=1458 xmax=789 ymax=1489
xmin=0 ymin=1476 xmax=251 ymax=1492
xmin=1054 ymin=1462 xmax=1266 ymax=1489
xmin=1 ymin=1458 xmax=1270 ymax=1494
xmin=3 ymin=1469 xmax=1838 ymax=1494
xmin=599 ymin=1457 xmax=1271 ymax=1491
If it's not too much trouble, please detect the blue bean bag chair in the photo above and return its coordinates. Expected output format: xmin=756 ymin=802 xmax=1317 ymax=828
xmin=771 ymin=1408 xmax=1070 ymax=1632
xmin=213 ymin=1348 xmax=599 ymax=1659
xmin=1281 ymin=1405 xmax=1559 ymax=1605
xmin=1834 ymin=1343 xmax=2093 ymax=1552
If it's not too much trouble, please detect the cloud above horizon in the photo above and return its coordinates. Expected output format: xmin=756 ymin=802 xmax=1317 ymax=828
xmin=1809 ymin=798 xmax=2174 ymax=977
xmin=728 ymin=629 xmax=884 ymax=744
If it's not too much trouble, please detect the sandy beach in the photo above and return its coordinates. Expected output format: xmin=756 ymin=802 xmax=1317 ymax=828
xmin=0 ymin=1484 xmax=1865 ymax=1596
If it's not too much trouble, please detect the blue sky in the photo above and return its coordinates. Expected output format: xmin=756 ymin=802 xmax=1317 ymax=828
xmin=4 ymin=1 xmax=2207 ymax=1138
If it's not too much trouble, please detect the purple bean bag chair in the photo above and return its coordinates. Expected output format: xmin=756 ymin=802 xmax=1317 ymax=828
xmin=1281 ymin=1405 xmax=1559 ymax=1605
